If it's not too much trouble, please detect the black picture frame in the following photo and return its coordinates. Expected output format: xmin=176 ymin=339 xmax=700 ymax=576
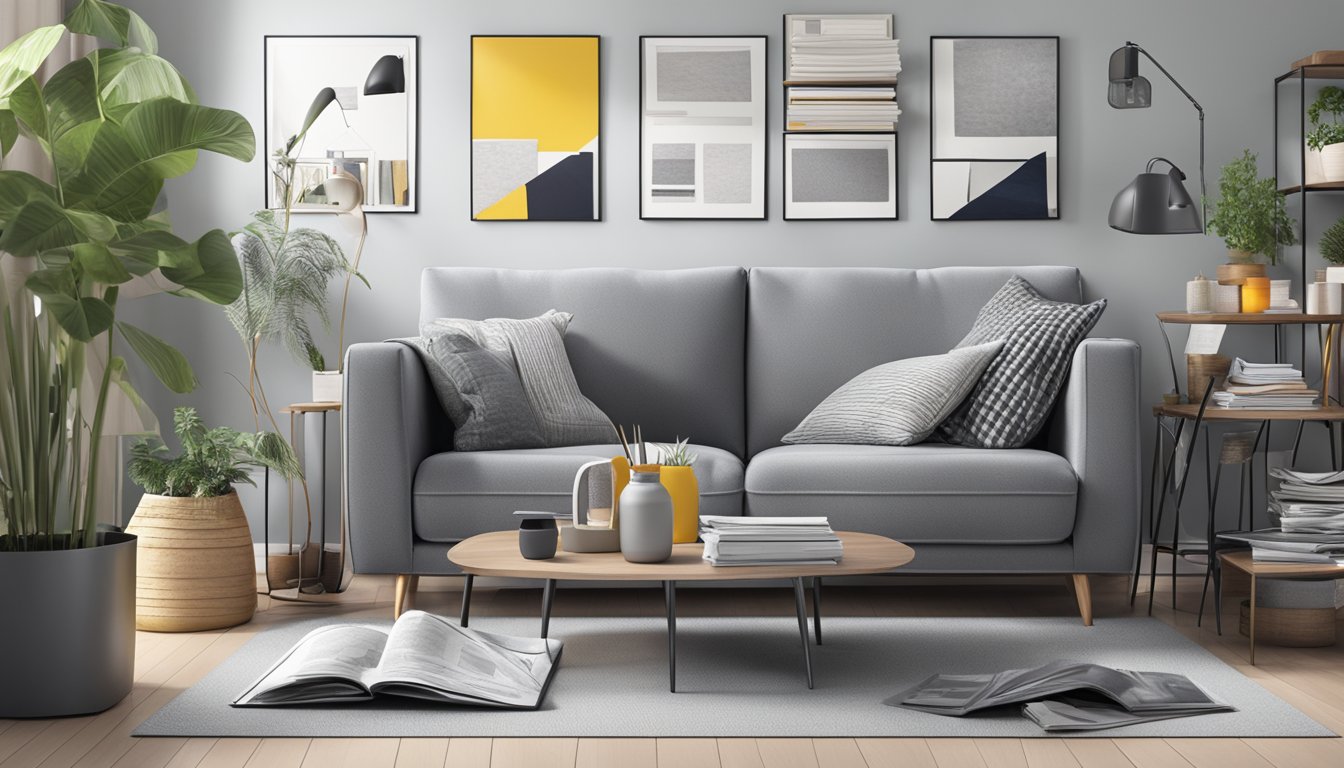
xmin=929 ymin=35 xmax=1060 ymax=222
xmin=782 ymin=132 xmax=899 ymax=221
xmin=638 ymin=35 xmax=768 ymax=221
xmin=263 ymin=35 xmax=419 ymax=214
xmin=470 ymin=35 xmax=603 ymax=222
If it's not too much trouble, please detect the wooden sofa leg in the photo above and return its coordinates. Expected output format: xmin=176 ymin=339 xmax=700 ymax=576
xmin=394 ymin=574 xmax=419 ymax=619
xmin=1071 ymin=574 xmax=1093 ymax=626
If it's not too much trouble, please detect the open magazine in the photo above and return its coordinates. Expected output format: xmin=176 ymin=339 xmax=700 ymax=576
xmin=233 ymin=611 xmax=562 ymax=710
xmin=886 ymin=661 xmax=1233 ymax=731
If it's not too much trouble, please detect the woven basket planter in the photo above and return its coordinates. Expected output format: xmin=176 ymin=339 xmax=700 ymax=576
xmin=126 ymin=492 xmax=256 ymax=632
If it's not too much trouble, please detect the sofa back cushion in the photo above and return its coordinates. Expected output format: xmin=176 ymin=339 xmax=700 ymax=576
xmin=746 ymin=266 xmax=1083 ymax=457
xmin=420 ymin=267 xmax=748 ymax=457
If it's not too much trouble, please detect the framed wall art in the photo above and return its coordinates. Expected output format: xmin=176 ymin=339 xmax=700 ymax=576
xmin=784 ymin=133 xmax=897 ymax=220
xmin=264 ymin=36 xmax=418 ymax=213
xmin=930 ymin=36 xmax=1059 ymax=221
xmin=639 ymin=36 xmax=767 ymax=220
xmin=471 ymin=35 xmax=601 ymax=221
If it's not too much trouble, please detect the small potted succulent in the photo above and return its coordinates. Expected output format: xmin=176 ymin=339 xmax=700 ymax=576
xmin=1308 ymin=86 xmax=1344 ymax=182
xmin=126 ymin=408 xmax=301 ymax=632
xmin=656 ymin=437 xmax=700 ymax=544
xmin=1206 ymin=150 xmax=1297 ymax=270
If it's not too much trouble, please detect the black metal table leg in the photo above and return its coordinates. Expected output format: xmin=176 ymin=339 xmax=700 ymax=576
xmin=665 ymin=580 xmax=677 ymax=692
xmin=793 ymin=577 xmax=815 ymax=689
xmin=460 ymin=573 xmax=474 ymax=627
xmin=812 ymin=576 xmax=823 ymax=645
xmin=540 ymin=578 xmax=556 ymax=639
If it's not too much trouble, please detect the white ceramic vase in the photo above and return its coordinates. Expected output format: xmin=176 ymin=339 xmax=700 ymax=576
xmin=1322 ymin=143 xmax=1344 ymax=182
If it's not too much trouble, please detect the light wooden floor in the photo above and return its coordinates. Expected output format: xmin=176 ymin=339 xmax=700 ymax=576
xmin=2 ymin=573 xmax=1342 ymax=768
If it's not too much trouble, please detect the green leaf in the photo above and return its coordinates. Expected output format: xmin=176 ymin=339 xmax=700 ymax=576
xmin=94 ymin=48 xmax=193 ymax=107
xmin=73 ymin=242 xmax=132 ymax=284
xmin=7 ymin=77 xmax=49 ymax=152
xmin=41 ymin=57 xmax=101 ymax=145
xmin=0 ymin=110 xmax=17 ymax=157
xmin=106 ymin=228 xmax=188 ymax=275
xmin=0 ymin=25 xmax=63 ymax=105
xmin=52 ymin=119 xmax=100 ymax=179
xmin=163 ymin=229 xmax=243 ymax=304
xmin=25 ymin=268 xmax=114 ymax=341
xmin=116 ymin=320 xmax=196 ymax=393
xmin=64 ymin=98 xmax=255 ymax=221
xmin=107 ymin=355 xmax=158 ymax=435
xmin=0 ymin=171 xmax=58 ymax=224
xmin=0 ymin=197 xmax=99 ymax=257
xmin=64 ymin=0 xmax=157 ymax=55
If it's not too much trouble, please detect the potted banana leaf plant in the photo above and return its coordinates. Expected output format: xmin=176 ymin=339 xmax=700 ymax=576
xmin=0 ymin=0 xmax=267 ymax=717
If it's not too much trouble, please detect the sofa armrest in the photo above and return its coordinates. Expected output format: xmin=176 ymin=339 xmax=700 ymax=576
xmin=1047 ymin=338 xmax=1142 ymax=573
xmin=342 ymin=342 xmax=440 ymax=574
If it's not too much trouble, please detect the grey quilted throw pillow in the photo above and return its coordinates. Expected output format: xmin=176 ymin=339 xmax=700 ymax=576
xmin=783 ymin=341 xmax=1004 ymax=446
xmin=936 ymin=276 xmax=1106 ymax=449
xmin=393 ymin=334 xmax=545 ymax=451
xmin=422 ymin=311 xmax=617 ymax=447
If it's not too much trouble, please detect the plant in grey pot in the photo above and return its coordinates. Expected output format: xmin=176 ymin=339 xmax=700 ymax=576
xmin=1206 ymin=150 xmax=1297 ymax=268
xmin=0 ymin=0 xmax=256 ymax=716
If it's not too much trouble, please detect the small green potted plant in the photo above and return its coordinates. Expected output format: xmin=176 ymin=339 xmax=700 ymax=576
xmin=1206 ymin=150 xmax=1297 ymax=267
xmin=1308 ymin=85 xmax=1344 ymax=182
xmin=126 ymin=408 xmax=300 ymax=632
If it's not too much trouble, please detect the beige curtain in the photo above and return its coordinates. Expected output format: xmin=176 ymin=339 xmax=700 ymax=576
xmin=2 ymin=2 xmax=135 ymax=526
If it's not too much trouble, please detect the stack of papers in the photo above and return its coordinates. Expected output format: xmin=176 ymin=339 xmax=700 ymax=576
xmin=700 ymin=516 xmax=843 ymax=566
xmin=1219 ymin=528 xmax=1344 ymax=564
xmin=787 ymin=88 xmax=901 ymax=131
xmin=1213 ymin=359 xmax=1315 ymax=409
xmin=787 ymin=16 xmax=901 ymax=82
xmin=1267 ymin=468 xmax=1344 ymax=535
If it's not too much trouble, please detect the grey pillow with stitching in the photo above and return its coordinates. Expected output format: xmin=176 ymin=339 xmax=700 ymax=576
xmin=783 ymin=341 xmax=1005 ymax=446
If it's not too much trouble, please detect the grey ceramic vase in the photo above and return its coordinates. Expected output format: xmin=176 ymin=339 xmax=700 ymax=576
xmin=519 ymin=518 xmax=558 ymax=560
xmin=619 ymin=470 xmax=674 ymax=563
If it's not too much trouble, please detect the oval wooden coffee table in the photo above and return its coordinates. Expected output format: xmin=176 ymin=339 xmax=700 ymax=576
xmin=447 ymin=530 xmax=914 ymax=691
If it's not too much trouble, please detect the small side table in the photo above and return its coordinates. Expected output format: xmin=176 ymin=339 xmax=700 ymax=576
xmin=1217 ymin=550 xmax=1344 ymax=665
xmin=262 ymin=402 xmax=347 ymax=599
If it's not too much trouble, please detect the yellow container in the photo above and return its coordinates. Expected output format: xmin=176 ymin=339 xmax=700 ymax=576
xmin=659 ymin=465 xmax=700 ymax=544
xmin=1241 ymin=276 xmax=1270 ymax=313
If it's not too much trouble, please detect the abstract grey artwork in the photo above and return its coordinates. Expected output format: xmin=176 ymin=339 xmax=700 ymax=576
xmin=656 ymin=50 xmax=752 ymax=103
xmin=640 ymin=37 xmax=766 ymax=219
xmin=784 ymin=134 xmax=896 ymax=219
xmin=931 ymin=36 xmax=1059 ymax=221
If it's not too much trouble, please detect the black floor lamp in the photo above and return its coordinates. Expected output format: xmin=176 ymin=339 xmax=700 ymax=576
xmin=1107 ymin=42 xmax=1206 ymax=235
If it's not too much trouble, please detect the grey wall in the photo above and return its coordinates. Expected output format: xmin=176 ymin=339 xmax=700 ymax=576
xmin=112 ymin=0 xmax=1344 ymax=542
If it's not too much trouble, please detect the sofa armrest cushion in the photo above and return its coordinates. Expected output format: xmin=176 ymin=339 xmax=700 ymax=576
xmin=343 ymin=342 xmax=442 ymax=574
xmin=1047 ymin=337 xmax=1141 ymax=573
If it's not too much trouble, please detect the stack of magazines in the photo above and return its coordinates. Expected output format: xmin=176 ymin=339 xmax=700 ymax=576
xmin=786 ymin=87 xmax=902 ymax=131
xmin=1212 ymin=358 xmax=1316 ymax=409
xmin=786 ymin=17 xmax=902 ymax=82
xmin=700 ymin=516 xmax=843 ymax=566
xmin=886 ymin=660 xmax=1233 ymax=732
xmin=1267 ymin=467 xmax=1344 ymax=535
xmin=1219 ymin=529 xmax=1344 ymax=564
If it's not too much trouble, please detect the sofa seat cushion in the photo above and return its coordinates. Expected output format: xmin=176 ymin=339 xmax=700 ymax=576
xmin=413 ymin=444 xmax=745 ymax=542
xmin=744 ymin=444 xmax=1077 ymax=544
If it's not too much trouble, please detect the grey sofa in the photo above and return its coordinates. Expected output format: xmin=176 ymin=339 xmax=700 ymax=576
xmin=344 ymin=266 xmax=1140 ymax=624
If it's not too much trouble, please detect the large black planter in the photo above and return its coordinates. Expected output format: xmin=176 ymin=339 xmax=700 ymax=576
xmin=0 ymin=531 xmax=136 ymax=717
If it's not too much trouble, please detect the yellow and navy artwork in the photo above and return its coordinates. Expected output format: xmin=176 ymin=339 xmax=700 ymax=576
xmin=471 ymin=36 xmax=600 ymax=221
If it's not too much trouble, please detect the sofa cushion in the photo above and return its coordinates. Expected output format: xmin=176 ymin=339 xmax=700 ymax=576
xmin=413 ymin=444 xmax=745 ymax=542
xmin=937 ymin=276 xmax=1106 ymax=449
xmin=419 ymin=267 xmax=747 ymax=457
xmin=744 ymin=444 xmax=1077 ymax=544
xmin=782 ymin=341 xmax=1003 ymax=446
xmin=746 ymin=266 xmax=1083 ymax=457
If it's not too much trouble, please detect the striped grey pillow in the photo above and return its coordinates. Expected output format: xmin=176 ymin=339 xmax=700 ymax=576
xmin=782 ymin=341 xmax=1004 ymax=446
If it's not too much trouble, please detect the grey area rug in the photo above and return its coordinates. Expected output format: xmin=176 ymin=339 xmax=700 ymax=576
xmin=135 ymin=616 xmax=1334 ymax=738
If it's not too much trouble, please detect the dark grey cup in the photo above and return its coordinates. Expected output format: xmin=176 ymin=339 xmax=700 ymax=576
xmin=519 ymin=518 xmax=558 ymax=560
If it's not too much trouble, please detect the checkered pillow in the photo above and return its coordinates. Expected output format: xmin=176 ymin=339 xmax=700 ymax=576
xmin=936 ymin=276 xmax=1106 ymax=449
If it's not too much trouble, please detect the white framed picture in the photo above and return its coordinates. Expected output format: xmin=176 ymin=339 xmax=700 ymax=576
xmin=639 ymin=36 xmax=767 ymax=220
xmin=784 ymin=133 xmax=897 ymax=220
xmin=265 ymin=36 xmax=418 ymax=213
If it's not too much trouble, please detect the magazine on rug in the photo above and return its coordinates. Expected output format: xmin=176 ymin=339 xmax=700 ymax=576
xmin=233 ymin=610 xmax=562 ymax=709
xmin=886 ymin=660 xmax=1233 ymax=731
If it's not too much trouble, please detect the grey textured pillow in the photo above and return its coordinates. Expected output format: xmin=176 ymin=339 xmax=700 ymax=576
xmin=936 ymin=276 xmax=1106 ymax=449
xmin=421 ymin=310 xmax=616 ymax=447
xmin=782 ymin=341 xmax=1004 ymax=446
xmin=394 ymin=334 xmax=546 ymax=451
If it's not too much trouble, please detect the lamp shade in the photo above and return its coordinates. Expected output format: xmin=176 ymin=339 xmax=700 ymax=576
xmin=1109 ymin=159 xmax=1201 ymax=234
xmin=363 ymin=55 xmax=405 ymax=95
xmin=1107 ymin=45 xmax=1151 ymax=108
